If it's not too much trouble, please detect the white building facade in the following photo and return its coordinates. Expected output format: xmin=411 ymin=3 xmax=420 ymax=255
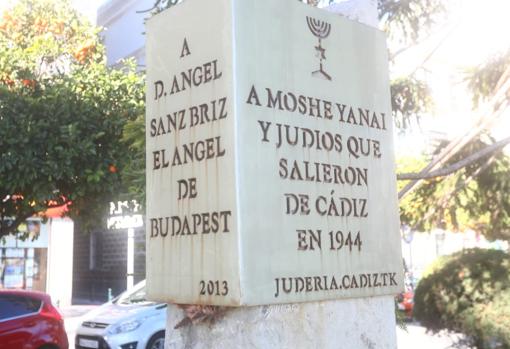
xmin=1 ymin=216 xmax=74 ymax=307
xmin=97 ymin=0 xmax=152 ymax=67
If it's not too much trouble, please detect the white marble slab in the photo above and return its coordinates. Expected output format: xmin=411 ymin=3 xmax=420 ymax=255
xmin=146 ymin=0 xmax=403 ymax=306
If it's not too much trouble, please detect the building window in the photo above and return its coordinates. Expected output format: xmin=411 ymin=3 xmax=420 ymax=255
xmin=0 ymin=248 xmax=47 ymax=292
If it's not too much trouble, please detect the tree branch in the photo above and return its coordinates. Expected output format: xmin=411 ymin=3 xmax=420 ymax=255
xmin=137 ymin=0 xmax=180 ymax=13
xmin=136 ymin=0 xmax=162 ymax=13
xmin=398 ymin=69 xmax=510 ymax=200
xmin=410 ymin=155 xmax=495 ymax=231
xmin=397 ymin=136 xmax=510 ymax=180
xmin=407 ymin=23 xmax=458 ymax=76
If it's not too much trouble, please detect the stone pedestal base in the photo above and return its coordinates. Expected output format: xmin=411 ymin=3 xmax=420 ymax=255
xmin=164 ymin=296 xmax=397 ymax=349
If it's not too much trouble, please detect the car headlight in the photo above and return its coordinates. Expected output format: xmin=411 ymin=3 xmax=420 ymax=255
xmin=107 ymin=319 xmax=143 ymax=335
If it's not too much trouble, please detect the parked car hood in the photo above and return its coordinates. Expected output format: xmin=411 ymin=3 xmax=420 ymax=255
xmin=82 ymin=301 xmax=164 ymax=325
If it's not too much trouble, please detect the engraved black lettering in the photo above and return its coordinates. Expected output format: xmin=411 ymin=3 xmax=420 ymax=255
xmin=246 ymin=85 xmax=261 ymax=106
xmin=180 ymin=38 xmax=191 ymax=58
xmin=258 ymin=120 xmax=271 ymax=142
xmin=154 ymin=80 xmax=164 ymax=100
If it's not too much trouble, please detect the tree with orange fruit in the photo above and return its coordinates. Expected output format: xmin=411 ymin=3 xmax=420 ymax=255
xmin=0 ymin=0 xmax=144 ymax=239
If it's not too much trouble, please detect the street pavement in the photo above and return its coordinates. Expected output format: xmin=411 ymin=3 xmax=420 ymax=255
xmin=61 ymin=306 xmax=470 ymax=349
xmin=61 ymin=305 xmax=98 ymax=349
xmin=397 ymin=322 xmax=472 ymax=349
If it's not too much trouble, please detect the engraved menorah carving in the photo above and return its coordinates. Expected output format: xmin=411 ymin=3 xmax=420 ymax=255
xmin=306 ymin=16 xmax=332 ymax=81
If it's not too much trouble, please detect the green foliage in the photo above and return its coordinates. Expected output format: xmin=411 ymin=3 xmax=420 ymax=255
xmin=414 ymin=249 xmax=510 ymax=348
xmin=392 ymin=2 xmax=510 ymax=237
xmin=468 ymin=154 xmax=510 ymax=241
xmin=0 ymin=0 xmax=98 ymax=81
xmin=0 ymin=0 xmax=145 ymax=236
xmin=390 ymin=77 xmax=432 ymax=130
xmin=463 ymin=289 xmax=510 ymax=349
xmin=378 ymin=0 xmax=445 ymax=45
xmin=122 ymin=114 xmax=146 ymax=205
xmin=398 ymin=137 xmax=510 ymax=239
xmin=379 ymin=0 xmax=444 ymax=131
xmin=465 ymin=49 xmax=510 ymax=108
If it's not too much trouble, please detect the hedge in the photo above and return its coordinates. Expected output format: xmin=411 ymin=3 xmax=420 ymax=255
xmin=414 ymin=248 xmax=510 ymax=348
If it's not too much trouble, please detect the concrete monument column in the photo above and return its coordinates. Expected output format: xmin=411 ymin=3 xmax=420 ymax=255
xmin=164 ymin=295 xmax=397 ymax=348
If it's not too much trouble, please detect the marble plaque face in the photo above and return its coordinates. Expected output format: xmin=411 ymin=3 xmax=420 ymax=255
xmin=146 ymin=0 xmax=404 ymax=306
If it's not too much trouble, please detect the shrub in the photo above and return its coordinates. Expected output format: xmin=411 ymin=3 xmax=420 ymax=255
xmin=414 ymin=248 xmax=510 ymax=346
xmin=463 ymin=289 xmax=510 ymax=349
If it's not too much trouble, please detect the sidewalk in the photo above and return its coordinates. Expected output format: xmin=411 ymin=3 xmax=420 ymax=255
xmin=397 ymin=322 xmax=472 ymax=349
xmin=61 ymin=305 xmax=98 ymax=318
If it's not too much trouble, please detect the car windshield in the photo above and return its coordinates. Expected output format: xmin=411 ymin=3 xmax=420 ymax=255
xmin=114 ymin=284 xmax=154 ymax=305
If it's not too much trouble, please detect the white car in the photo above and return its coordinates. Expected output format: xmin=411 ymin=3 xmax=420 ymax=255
xmin=75 ymin=280 xmax=166 ymax=349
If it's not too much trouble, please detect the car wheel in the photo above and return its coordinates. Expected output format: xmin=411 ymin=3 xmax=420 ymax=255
xmin=146 ymin=331 xmax=165 ymax=349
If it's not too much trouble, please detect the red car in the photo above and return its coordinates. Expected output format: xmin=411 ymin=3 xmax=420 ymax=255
xmin=0 ymin=289 xmax=68 ymax=349
xmin=397 ymin=290 xmax=414 ymax=319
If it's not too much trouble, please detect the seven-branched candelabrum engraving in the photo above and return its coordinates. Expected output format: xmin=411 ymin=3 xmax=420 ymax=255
xmin=306 ymin=16 xmax=332 ymax=81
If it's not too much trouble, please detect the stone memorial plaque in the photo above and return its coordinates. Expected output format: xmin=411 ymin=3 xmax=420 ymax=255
xmin=146 ymin=0 xmax=404 ymax=306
